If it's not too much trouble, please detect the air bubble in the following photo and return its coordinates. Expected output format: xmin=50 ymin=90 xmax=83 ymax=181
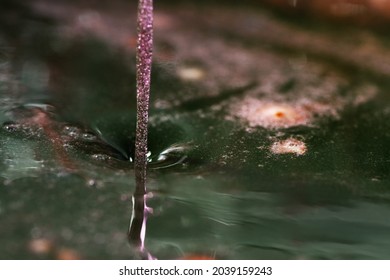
xmin=86 ymin=179 xmax=96 ymax=187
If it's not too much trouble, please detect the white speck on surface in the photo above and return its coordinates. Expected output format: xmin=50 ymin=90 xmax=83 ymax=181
xmin=177 ymin=66 xmax=205 ymax=81
xmin=270 ymin=138 xmax=307 ymax=156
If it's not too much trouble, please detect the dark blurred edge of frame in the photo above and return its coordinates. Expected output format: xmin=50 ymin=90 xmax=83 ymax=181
xmin=1 ymin=0 xmax=390 ymax=35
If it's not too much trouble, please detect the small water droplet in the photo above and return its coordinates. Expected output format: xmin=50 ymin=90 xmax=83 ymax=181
xmin=85 ymin=179 xmax=104 ymax=189
xmin=86 ymin=179 xmax=96 ymax=187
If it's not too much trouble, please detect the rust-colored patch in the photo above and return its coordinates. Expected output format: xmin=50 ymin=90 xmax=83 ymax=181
xmin=179 ymin=254 xmax=215 ymax=260
xmin=232 ymin=98 xmax=312 ymax=129
xmin=275 ymin=111 xmax=285 ymax=118
xmin=56 ymin=248 xmax=82 ymax=260
xmin=28 ymin=238 xmax=54 ymax=255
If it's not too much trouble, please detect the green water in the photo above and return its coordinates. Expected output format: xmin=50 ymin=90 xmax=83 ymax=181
xmin=1 ymin=0 xmax=390 ymax=259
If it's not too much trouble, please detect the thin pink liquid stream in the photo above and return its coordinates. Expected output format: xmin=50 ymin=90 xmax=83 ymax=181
xmin=128 ymin=0 xmax=154 ymax=259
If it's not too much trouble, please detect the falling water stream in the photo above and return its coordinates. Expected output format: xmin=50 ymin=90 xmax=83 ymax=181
xmin=1 ymin=0 xmax=390 ymax=260
xmin=128 ymin=0 xmax=154 ymax=258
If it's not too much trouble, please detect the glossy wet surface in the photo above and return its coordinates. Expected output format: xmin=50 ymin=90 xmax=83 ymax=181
xmin=1 ymin=0 xmax=390 ymax=259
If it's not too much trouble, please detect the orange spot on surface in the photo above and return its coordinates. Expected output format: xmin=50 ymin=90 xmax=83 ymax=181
xmin=56 ymin=248 xmax=81 ymax=260
xmin=275 ymin=111 xmax=285 ymax=118
xmin=180 ymin=254 xmax=215 ymax=260
xmin=232 ymin=98 xmax=312 ymax=129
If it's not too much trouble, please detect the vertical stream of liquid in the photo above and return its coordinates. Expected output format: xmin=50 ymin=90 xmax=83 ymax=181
xmin=128 ymin=0 xmax=154 ymax=259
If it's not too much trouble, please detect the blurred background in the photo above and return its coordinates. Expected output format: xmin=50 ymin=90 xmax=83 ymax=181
xmin=1 ymin=0 xmax=390 ymax=260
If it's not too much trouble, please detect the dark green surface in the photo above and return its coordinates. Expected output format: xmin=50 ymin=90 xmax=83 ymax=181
xmin=0 ymin=0 xmax=390 ymax=259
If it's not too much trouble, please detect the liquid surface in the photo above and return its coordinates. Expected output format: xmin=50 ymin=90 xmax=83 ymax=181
xmin=0 ymin=0 xmax=390 ymax=259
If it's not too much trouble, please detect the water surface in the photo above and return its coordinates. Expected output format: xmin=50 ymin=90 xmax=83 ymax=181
xmin=0 ymin=0 xmax=390 ymax=259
